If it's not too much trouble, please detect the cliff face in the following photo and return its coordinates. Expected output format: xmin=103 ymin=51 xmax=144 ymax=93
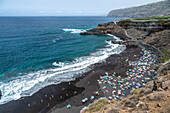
xmin=81 ymin=22 xmax=129 ymax=40
xmin=81 ymin=19 xmax=170 ymax=50
xmin=143 ymin=30 xmax=170 ymax=51
xmin=107 ymin=0 xmax=170 ymax=18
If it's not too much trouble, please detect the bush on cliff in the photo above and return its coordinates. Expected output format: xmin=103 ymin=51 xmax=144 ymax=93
xmin=117 ymin=19 xmax=131 ymax=28
xmin=159 ymin=49 xmax=170 ymax=63
xmin=82 ymin=99 xmax=109 ymax=113
xmin=131 ymin=88 xmax=141 ymax=94
xmin=154 ymin=65 xmax=161 ymax=71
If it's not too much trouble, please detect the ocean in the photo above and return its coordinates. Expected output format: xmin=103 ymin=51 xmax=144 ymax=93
xmin=0 ymin=16 xmax=125 ymax=104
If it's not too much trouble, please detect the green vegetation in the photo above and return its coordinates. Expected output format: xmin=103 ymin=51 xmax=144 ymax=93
xmin=118 ymin=19 xmax=131 ymax=23
xmin=158 ymin=19 xmax=166 ymax=28
xmin=133 ymin=16 xmax=170 ymax=20
xmin=164 ymin=22 xmax=170 ymax=28
xmin=82 ymin=99 xmax=109 ymax=113
xmin=108 ymin=0 xmax=170 ymax=18
xmin=117 ymin=19 xmax=131 ymax=28
xmin=120 ymin=98 xmax=127 ymax=104
xmin=159 ymin=49 xmax=170 ymax=63
xmin=154 ymin=65 xmax=161 ymax=71
xmin=131 ymin=88 xmax=141 ymax=94
xmin=110 ymin=99 xmax=116 ymax=103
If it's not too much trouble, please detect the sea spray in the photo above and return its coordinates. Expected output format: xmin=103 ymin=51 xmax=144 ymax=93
xmin=63 ymin=28 xmax=86 ymax=34
xmin=0 ymin=16 xmax=123 ymax=105
xmin=0 ymin=41 xmax=126 ymax=105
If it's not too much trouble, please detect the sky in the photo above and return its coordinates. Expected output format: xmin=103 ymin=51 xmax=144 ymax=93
xmin=0 ymin=0 xmax=164 ymax=16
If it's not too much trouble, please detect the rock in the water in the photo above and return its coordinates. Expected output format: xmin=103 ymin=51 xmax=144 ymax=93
xmin=0 ymin=90 xmax=2 ymax=99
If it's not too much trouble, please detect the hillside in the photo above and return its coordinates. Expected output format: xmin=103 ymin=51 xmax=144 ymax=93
xmin=80 ymin=16 xmax=170 ymax=113
xmin=81 ymin=18 xmax=170 ymax=51
xmin=107 ymin=0 xmax=170 ymax=18
xmin=82 ymin=61 xmax=170 ymax=113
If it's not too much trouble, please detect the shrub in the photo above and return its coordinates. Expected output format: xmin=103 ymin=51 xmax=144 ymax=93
xmin=120 ymin=98 xmax=127 ymax=104
xmin=158 ymin=19 xmax=165 ymax=27
xmin=138 ymin=88 xmax=145 ymax=94
xmin=82 ymin=99 xmax=109 ymax=113
xmin=117 ymin=19 xmax=132 ymax=28
xmin=159 ymin=49 xmax=170 ymax=63
xmin=111 ymin=99 xmax=116 ymax=103
xmin=154 ymin=65 xmax=161 ymax=71
xmin=131 ymin=88 xmax=141 ymax=94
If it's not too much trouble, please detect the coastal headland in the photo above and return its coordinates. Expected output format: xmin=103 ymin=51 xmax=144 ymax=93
xmin=0 ymin=17 xmax=169 ymax=113
xmin=79 ymin=17 xmax=170 ymax=113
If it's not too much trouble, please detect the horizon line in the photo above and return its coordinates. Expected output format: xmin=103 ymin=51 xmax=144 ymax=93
xmin=0 ymin=15 xmax=109 ymax=17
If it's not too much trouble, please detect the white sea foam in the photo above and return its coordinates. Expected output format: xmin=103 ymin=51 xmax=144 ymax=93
xmin=52 ymin=62 xmax=64 ymax=67
xmin=52 ymin=36 xmax=63 ymax=42
xmin=0 ymin=41 xmax=126 ymax=105
xmin=63 ymin=28 xmax=86 ymax=34
xmin=52 ymin=39 xmax=56 ymax=42
xmin=106 ymin=34 xmax=122 ymax=41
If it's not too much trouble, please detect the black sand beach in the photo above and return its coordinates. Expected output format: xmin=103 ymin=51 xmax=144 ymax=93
xmin=0 ymin=43 xmax=158 ymax=113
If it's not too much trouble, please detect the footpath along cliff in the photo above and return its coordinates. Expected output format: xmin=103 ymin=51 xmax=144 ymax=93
xmin=80 ymin=18 xmax=170 ymax=113
xmin=81 ymin=18 xmax=170 ymax=51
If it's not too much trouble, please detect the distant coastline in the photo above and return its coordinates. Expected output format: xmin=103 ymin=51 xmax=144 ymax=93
xmin=107 ymin=0 xmax=170 ymax=18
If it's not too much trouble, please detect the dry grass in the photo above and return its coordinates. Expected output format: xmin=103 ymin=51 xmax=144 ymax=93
xmin=131 ymin=88 xmax=141 ymax=94
xmin=82 ymin=99 xmax=109 ymax=113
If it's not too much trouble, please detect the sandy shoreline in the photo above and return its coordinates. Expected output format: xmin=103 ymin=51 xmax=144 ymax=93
xmin=0 ymin=43 xmax=158 ymax=113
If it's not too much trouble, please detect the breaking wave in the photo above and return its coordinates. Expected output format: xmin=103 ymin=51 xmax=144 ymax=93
xmin=106 ymin=34 xmax=122 ymax=41
xmin=63 ymin=28 xmax=86 ymax=34
xmin=0 ymin=41 xmax=126 ymax=105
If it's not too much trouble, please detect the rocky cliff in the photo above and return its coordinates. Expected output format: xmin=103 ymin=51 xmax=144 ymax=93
xmin=107 ymin=0 xmax=170 ymax=18
xmin=81 ymin=17 xmax=170 ymax=113
xmin=81 ymin=21 xmax=129 ymax=40
xmin=81 ymin=19 xmax=170 ymax=51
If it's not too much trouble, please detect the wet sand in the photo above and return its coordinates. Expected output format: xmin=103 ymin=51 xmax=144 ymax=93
xmin=0 ymin=44 xmax=153 ymax=113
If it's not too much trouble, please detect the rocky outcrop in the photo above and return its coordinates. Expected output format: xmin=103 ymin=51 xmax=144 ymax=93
xmin=143 ymin=30 xmax=170 ymax=51
xmin=81 ymin=19 xmax=170 ymax=51
xmin=81 ymin=19 xmax=169 ymax=37
xmin=81 ymin=16 xmax=170 ymax=113
xmin=158 ymin=60 xmax=170 ymax=76
xmin=119 ymin=19 xmax=170 ymax=31
xmin=80 ymin=22 xmax=129 ymax=40
xmin=0 ymin=90 xmax=2 ymax=99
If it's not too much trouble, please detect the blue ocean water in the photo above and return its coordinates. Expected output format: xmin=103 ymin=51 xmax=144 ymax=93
xmin=0 ymin=16 xmax=125 ymax=104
